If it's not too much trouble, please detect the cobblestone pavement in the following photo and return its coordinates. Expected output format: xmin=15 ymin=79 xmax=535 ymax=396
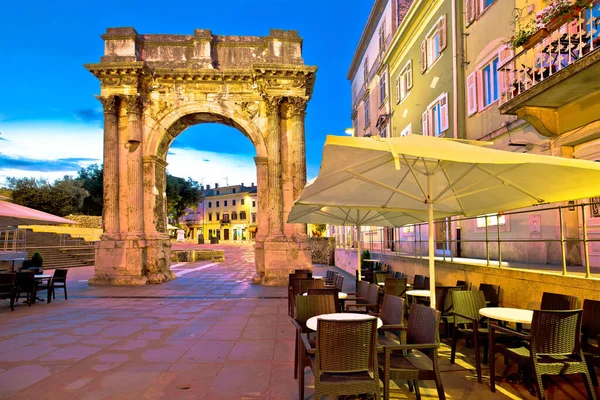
xmin=0 ymin=243 xmax=595 ymax=399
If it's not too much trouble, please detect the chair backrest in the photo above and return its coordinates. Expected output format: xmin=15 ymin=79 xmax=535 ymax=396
xmin=293 ymin=278 xmax=314 ymax=299
xmin=15 ymin=270 xmax=35 ymax=286
xmin=406 ymin=304 xmax=441 ymax=357
xmin=299 ymin=278 xmax=324 ymax=294
xmin=335 ymin=274 xmax=344 ymax=290
xmin=308 ymin=288 xmax=340 ymax=313
xmin=317 ymin=318 xmax=377 ymax=373
xmin=451 ymin=290 xmax=487 ymax=325
xmin=289 ymin=272 xmax=310 ymax=288
xmin=456 ymin=280 xmax=471 ymax=290
xmin=478 ymin=283 xmax=500 ymax=306
xmin=295 ymin=269 xmax=312 ymax=274
xmin=422 ymin=276 xmax=430 ymax=290
xmin=374 ymin=272 xmax=388 ymax=285
xmin=367 ymin=283 xmax=380 ymax=305
xmin=413 ymin=274 xmax=425 ymax=289
xmin=295 ymin=295 xmax=336 ymax=325
xmin=380 ymin=294 xmax=405 ymax=326
xmin=362 ymin=270 xmax=374 ymax=284
xmin=356 ymin=280 xmax=370 ymax=299
xmin=384 ymin=277 xmax=407 ymax=298
xmin=394 ymin=271 xmax=405 ymax=279
xmin=540 ymin=292 xmax=580 ymax=310
xmin=53 ymin=269 xmax=68 ymax=282
xmin=531 ymin=309 xmax=583 ymax=356
xmin=582 ymin=299 xmax=600 ymax=343
xmin=435 ymin=286 xmax=462 ymax=314
xmin=326 ymin=270 xmax=335 ymax=280
xmin=0 ymin=272 xmax=16 ymax=286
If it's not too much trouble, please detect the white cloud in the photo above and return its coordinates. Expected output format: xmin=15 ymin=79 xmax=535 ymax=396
xmin=167 ymin=147 xmax=257 ymax=187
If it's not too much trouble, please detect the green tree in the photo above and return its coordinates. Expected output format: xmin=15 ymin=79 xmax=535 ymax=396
xmin=76 ymin=164 xmax=103 ymax=216
xmin=166 ymin=174 xmax=203 ymax=221
xmin=6 ymin=176 xmax=88 ymax=216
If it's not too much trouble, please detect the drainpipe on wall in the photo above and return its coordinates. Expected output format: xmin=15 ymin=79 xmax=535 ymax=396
xmin=451 ymin=0 xmax=460 ymax=139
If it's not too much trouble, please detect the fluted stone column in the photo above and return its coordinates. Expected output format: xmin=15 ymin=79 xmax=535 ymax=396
xmin=265 ymin=96 xmax=284 ymax=238
xmin=252 ymin=156 xmax=269 ymax=283
xmin=97 ymin=95 xmax=120 ymax=238
xmin=123 ymin=95 xmax=145 ymax=237
xmin=288 ymin=97 xmax=308 ymax=238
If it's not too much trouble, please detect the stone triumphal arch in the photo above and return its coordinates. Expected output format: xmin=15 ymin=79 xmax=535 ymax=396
xmin=85 ymin=28 xmax=316 ymax=286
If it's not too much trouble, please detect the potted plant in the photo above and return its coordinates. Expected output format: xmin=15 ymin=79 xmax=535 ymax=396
xmin=509 ymin=20 xmax=546 ymax=50
xmin=536 ymin=0 xmax=591 ymax=31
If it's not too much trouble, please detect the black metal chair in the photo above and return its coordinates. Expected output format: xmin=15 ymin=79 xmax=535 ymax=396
xmin=478 ymin=283 xmax=500 ymax=307
xmin=0 ymin=272 xmax=16 ymax=311
xmin=413 ymin=275 xmax=425 ymax=289
xmin=50 ymin=269 xmax=68 ymax=300
xmin=14 ymin=271 xmax=36 ymax=306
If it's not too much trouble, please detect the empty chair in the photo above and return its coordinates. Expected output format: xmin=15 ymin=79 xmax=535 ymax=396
xmin=540 ymin=291 xmax=579 ymax=310
xmin=456 ymin=280 xmax=471 ymax=290
xmin=305 ymin=317 xmax=381 ymax=399
xmin=478 ymin=283 xmax=500 ymax=307
xmin=346 ymin=283 xmax=380 ymax=314
xmin=394 ymin=271 xmax=405 ymax=279
xmin=372 ymin=294 xmax=405 ymax=342
xmin=291 ymin=278 xmax=316 ymax=316
xmin=582 ymin=299 xmax=600 ymax=386
xmin=0 ymin=272 xmax=16 ymax=311
xmin=490 ymin=309 xmax=596 ymax=400
xmin=299 ymin=278 xmax=324 ymax=296
xmin=450 ymin=290 xmax=489 ymax=383
xmin=436 ymin=286 xmax=462 ymax=338
xmin=384 ymin=277 xmax=408 ymax=298
xmin=378 ymin=303 xmax=445 ymax=400
xmin=374 ymin=272 xmax=388 ymax=285
xmin=345 ymin=280 xmax=370 ymax=307
xmin=289 ymin=272 xmax=311 ymax=315
xmin=50 ymin=269 xmax=68 ymax=300
xmin=334 ymin=274 xmax=344 ymax=291
xmin=307 ymin=288 xmax=341 ymax=313
xmin=14 ymin=271 xmax=36 ymax=306
xmin=295 ymin=269 xmax=312 ymax=274
xmin=413 ymin=275 xmax=425 ymax=289
xmin=422 ymin=276 xmax=430 ymax=290
xmin=293 ymin=294 xmax=336 ymax=399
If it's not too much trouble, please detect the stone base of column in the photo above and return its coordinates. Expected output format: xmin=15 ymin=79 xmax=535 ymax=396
xmin=90 ymin=238 xmax=148 ymax=285
xmin=145 ymin=237 xmax=176 ymax=284
xmin=252 ymin=240 xmax=266 ymax=284
xmin=258 ymin=236 xmax=312 ymax=286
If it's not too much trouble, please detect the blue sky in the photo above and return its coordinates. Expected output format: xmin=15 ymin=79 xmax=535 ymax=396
xmin=0 ymin=0 xmax=372 ymax=187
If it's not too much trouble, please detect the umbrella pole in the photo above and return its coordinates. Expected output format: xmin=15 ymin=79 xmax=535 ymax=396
xmin=428 ymin=176 xmax=436 ymax=310
xmin=357 ymin=225 xmax=362 ymax=282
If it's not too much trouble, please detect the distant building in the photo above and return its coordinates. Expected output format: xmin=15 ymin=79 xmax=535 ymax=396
xmin=179 ymin=182 xmax=258 ymax=242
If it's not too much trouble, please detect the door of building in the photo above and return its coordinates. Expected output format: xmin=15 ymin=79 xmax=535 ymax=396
xmin=224 ymin=229 xmax=230 ymax=241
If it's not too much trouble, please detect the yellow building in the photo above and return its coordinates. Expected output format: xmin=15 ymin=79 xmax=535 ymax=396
xmin=180 ymin=183 xmax=258 ymax=242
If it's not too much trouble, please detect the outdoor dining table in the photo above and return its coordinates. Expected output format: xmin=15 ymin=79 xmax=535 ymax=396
xmin=479 ymin=307 xmax=533 ymax=325
xmin=306 ymin=313 xmax=383 ymax=331
xmin=302 ymin=292 xmax=348 ymax=299
xmin=406 ymin=289 xmax=430 ymax=297
xmin=34 ymin=274 xmax=52 ymax=304
xmin=363 ymin=259 xmax=381 ymax=269
xmin=312 ymin=275 xmax=323 ymax=279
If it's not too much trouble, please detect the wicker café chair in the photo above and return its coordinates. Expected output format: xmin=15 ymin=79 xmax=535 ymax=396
xmin=324 ymin=270 xmax=337 ymax=286
xmin=304 ymin=317 xmax=381 ymax=400
xmin=299 ymin=278 xmax=325 ymax=296
xmin=450 ymin=290 xmax=489 ymax=383
xmin=371 ymin=294 xmax=406 ymax=343
xmin=291 ymin=277 xmax=315 ymax=316
xmin=308 ymin=288 xmax=341 ymax=313
xmin=288 ymin=272 xmax=311 ymax=316
xmin=374 ymin=272 xmax=389 ymax=286
xmin=346 ymin=283 xmax=380 ymax=314
xmin=490 ymin=309 xmax=596 ymax=400
xmin=582 ymin=299 xmax=600 ymax=386
xmin=345 ymin=280 xmax=370 ymax=305
xmin=456 ymin=280 xmax=472 ymax=290
xmin=413 ymin=275 xmax=425 ymax=290
xmin=378 ymin=303 xmax=445 ymax=400
xmin=435 ymin=286 xmax=462 ymax=338
xmin=0 ymin=272 xmax=16 ymax=311
xmin=292 ymin=294 xmax=336 ymax=396
xmin=540 ymin=291 xmax=580 ymax=310
xmin=394 ymin=271 xmax=406 ymax=279
xmin=334 ymin=274 xmax=344 ymax=290
xmin=384 ymin=277 xmax=408 ymax=298
xmin=478 ymin=283 xmax=501 ymax=307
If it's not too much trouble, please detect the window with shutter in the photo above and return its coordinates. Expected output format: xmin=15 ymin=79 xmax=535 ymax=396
xmin=467 ymin=71 xmax=478 ymax=116
xmin=406 ymin=60 xmax=413 ymax=89
xmin=399 ymin=60 xmax=413 ymax=102
xmin=395 ymin=77 xmax=400 ymax=104
xmin=465 ymin=0 xmax=476 ymax=25
xmin=422 ymin=111 xmax=429 ymax=136
xmin=420 ymin=40 xmax=427 ymax=73
xmin=438 ymin=15 xmax=447 ymax=51
xmin=440 ymin=93 xmax=449 ymax=132
xmin=497 ymin=46 xmax=514 ymax=104
xmin=400 ymin=123 xmax=412 ymax=137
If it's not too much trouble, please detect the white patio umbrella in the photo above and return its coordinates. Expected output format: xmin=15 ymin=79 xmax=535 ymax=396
xmin=290 ymin=134 xmax=600 ymax=308
xmin=0 ymin=200 xmax=78 ymax=227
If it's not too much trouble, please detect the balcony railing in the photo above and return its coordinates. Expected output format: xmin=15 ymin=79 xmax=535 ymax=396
xmin=499 ymin=2 xmax=600 ymax=105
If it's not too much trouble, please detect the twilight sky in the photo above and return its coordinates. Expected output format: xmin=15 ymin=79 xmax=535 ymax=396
xmin=0 ymin=0 xmax=372 ymax=188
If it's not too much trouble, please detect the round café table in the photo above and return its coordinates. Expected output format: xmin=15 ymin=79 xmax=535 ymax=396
xmin=303 ymin=292 xmax=348 ymax=299
xmin=306 ymin=313 xmax=383 ymax=331
xmin=313 ymin=275 xmax=323 ymax=279
xmin=479 ymin=307 xmax=533 ymax=325
xmin=34 ymin=274 xmax=52 ymax=304
xmin=406 ymin=289 xmax=430 ymax=297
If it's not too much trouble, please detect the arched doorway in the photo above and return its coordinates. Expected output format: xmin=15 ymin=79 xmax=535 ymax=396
xmin=85 ymin=27 xmax=316 ymax=286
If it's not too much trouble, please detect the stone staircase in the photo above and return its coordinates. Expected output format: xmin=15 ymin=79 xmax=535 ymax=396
xmin=24 ymin=230 xmax=96 ymax=269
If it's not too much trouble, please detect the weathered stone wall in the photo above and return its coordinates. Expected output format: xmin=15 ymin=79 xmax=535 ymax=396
xmin=335 ymin=248 xmax=600 ymax=309
xmin=309 ymin=237 xmax=335 ymax=265
xmin=170 ymin=249 xmax=225 ymax=263
xmin=65 ymin=215 xmax=102 ymax=229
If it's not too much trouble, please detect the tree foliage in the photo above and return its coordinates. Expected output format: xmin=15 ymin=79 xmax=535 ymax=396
xmin=166 ymin=174 xmax=203 ymax=221
xmin=6 ymin=176 xmax=88 ymax=217
xmin=75 ymin=164 xmax=103 ymax=216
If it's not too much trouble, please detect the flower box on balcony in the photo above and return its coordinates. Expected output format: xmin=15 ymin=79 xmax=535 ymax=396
xmin=521 ymin=28 xmax=550 ymax=50
xmin=545 ymin=8 xmax=583 ymax=31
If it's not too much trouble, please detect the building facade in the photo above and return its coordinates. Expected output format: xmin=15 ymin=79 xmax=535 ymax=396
xmin=180 ymin=183 xmax=258 ymax=242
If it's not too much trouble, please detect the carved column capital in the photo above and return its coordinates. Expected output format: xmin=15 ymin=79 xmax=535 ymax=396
xmin=288 ymin=97 xmax=307 ymax=118
xmin=263 ymin=96 xmax=282 ymax=116
xmin=122 ymin=95 xmax=143 ymax=115
xmin=95 ymin=95 xmax=118 ymax=115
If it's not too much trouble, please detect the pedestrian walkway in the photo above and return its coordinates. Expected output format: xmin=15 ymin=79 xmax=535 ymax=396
xmin=0 ymin=245 xmax=594 ymax=399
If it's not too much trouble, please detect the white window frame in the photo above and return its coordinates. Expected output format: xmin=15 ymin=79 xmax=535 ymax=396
xmin=400 ymin=123 xmax=412 ymax=137
xmin=480 ymin=56 xmax=500 ymax=110
xmin=422 ymin=92 xmax=449 ymax=137
xmin=480 ymin=0 xmax=496 ymax=13
xmin=426 ymin=27 xmax=441 ymax=67
xmin=474 ymin=213 xmax=511 ymax=232
xmin=398 ymin=60 xmax=413 ymax=103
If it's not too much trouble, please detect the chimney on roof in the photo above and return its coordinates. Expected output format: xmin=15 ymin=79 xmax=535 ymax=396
xmin=215 ymin=183 xmax=219 ymax=188
xmin=206 ymin=184 xmax=210 ymax=190
xmin=251 ymin=182 xmax=255 ymax=187
xmin=241 ymin=182 xmax=244 ymax=187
